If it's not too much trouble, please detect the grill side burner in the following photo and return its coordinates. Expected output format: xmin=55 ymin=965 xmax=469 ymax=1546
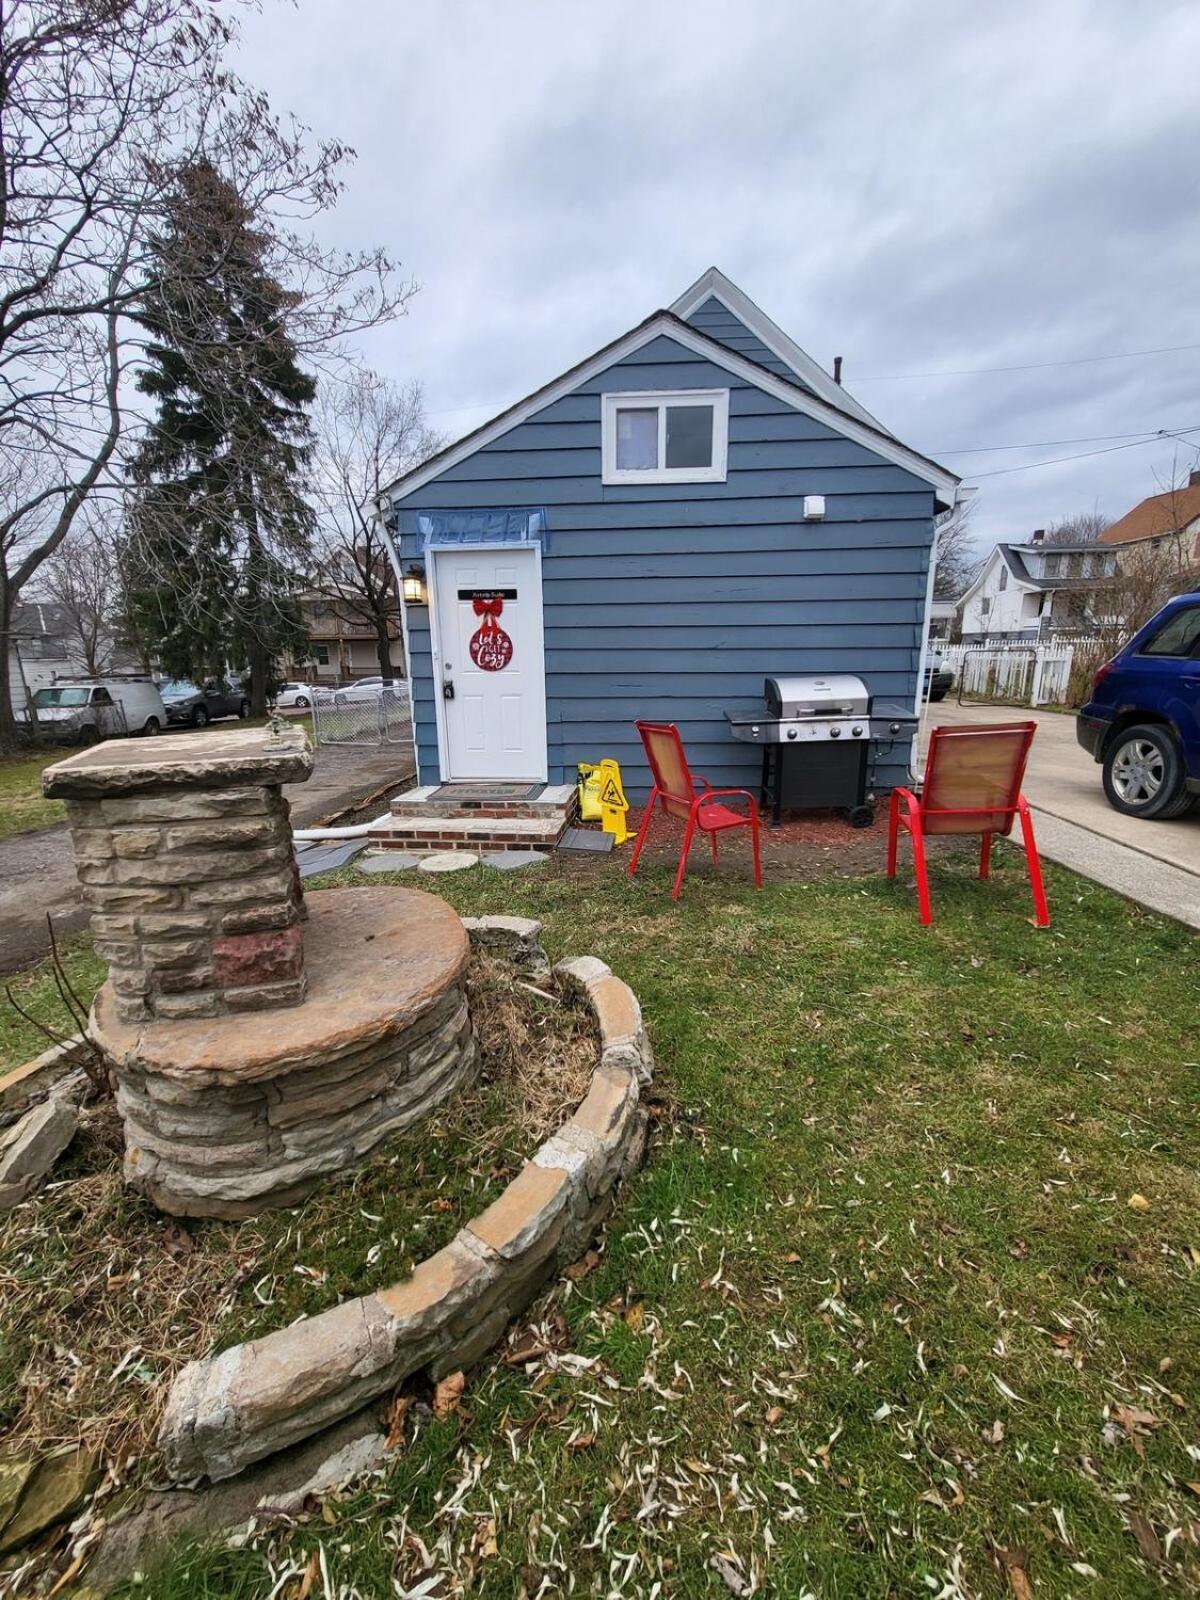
xmin=725 ymin=675 xmax=918 ymax=827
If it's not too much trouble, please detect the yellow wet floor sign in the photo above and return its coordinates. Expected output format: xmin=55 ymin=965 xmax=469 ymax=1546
xmin=597 ymin=757 xmax=630 ymax=845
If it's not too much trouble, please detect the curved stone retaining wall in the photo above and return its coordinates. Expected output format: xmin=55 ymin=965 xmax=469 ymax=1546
xmin=95 ymin=888 xmax=478 ymax=1219
xmin=158 ymin=928 xmax=652 ymax=1482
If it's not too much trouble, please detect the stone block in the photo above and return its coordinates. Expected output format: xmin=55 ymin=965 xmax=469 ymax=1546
xmin=112 ymin=827 xmax=163 ymax=859
xmin=163 ymin=817 xmax=283 ymax=852
xmin=224 ymin=977 xmax=307 ymax=1012
xmin=221 ymin=902 xmax=299 ymax=935
xmin=554 ymin=954 xmax=611 ymax=992
xmin=98 ymin=787 xmax=272 ymax=823
xmin=154 ymin=992 xmax=221 ymax=1021
xmin=188 ymin=871 xmax=295 ymax=906
xmin=93 ymin=939 xmax=142 ymax=966
xmin=135 ymin=911 xmax=218 ymax=938
xmin=466 ymin=1161 xmax=571 ymax=1263
xmin=156 ymin=964 xmax=216 ymax=995
xmin=143 ymin=938 xmax=209 ymax=969
xmin=0 ymin=1098 xmax=77 ymax=1211
xmin=212 ymin=925 xmax=303 ymax=990
xmin=81 ymin=885 xmax=182 ymax=911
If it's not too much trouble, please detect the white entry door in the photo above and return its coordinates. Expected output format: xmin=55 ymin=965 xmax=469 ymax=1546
xmin=432 ymin=545 xmax=548 ymax=782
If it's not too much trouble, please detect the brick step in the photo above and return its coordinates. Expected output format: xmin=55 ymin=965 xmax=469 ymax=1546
xmin=366 ymin=812 xmax=570 ymax=854
xmin=389 ymin=782 xmax=577 ymax=823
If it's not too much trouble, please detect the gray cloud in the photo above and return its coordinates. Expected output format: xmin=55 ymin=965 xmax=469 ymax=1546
xmin=233 ymin=0 xmax=1200 ymax=548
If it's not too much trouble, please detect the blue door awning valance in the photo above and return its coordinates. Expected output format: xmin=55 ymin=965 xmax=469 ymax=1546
xmin=416 ymin=509 xmax=548 ymax=550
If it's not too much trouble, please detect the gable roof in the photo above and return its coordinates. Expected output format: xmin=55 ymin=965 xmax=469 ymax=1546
xmin=670 ymin=267 xmax=892 ymax=434
xmin=1098 ymin=481 xmax=1200 ymax=545
xmin=959 ymin=541 xmax=1116 ymax=608
xmin=383 ymin=308 xmax=960 ymax=509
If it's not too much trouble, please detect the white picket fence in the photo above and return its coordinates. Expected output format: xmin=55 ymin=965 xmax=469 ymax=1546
xmin=938 ymin=641 xmax=1076 ymax=707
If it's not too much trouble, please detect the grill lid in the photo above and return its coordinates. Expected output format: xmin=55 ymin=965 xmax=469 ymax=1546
xmin=764 ymin=673 xmax=870 ymax=719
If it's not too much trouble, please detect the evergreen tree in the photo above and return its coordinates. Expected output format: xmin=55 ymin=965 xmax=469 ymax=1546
xmin=127 ymin=162 xmax=314 ymax=711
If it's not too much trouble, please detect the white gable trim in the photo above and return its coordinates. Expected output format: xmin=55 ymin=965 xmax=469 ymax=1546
xmin=670 ymin=267 xmax=891 ymax=435
xmin=387 ymin=314 xmax=960 ymax=508
xmin=957 ymin=546 xmax=1038 ymax=609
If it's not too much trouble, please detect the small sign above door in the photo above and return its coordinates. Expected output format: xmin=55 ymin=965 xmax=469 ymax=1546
xmin=458 ymin=588 xmax=517 ymax=601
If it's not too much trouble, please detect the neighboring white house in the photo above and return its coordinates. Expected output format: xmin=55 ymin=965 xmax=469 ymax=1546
xmin=958 ymin=533 xmax=1118 ymax=643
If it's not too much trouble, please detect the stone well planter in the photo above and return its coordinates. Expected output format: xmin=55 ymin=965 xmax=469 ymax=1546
xmin=158 ymin=929 xmax=653 ymax=1482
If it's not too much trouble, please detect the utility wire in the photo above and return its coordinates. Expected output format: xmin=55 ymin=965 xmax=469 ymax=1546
xmin=965 ymin=425 xmax=1200 ymax=479
xmin=932 ymin=427 xmax=1197 ymax=455
xmin=853 ymin=340 xmax=1200 ymax=382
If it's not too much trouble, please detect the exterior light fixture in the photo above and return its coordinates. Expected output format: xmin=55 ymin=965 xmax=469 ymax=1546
xmin=803 ymin=494 xmax=826 ymax=521
xmin=402 ymin=563 xmax=427 ymax=605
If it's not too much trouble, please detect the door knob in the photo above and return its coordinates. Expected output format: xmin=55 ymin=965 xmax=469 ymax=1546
xmin=443 ymin=680 xmax=455 ymax=700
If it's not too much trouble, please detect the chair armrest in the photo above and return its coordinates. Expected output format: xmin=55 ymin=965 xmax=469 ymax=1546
xmin=890 ymin=786 xmax=922 ymax=824
xmin=698 ymin=787 xmax=759 ymax=808
xmin=692 ymin=774 xmax=714 ymax=792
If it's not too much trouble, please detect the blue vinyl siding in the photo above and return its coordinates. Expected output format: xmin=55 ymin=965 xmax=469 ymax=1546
xmin=683 ymin=294 xmax=803 ymax=383
xmin=395 ymin=332 xmax=935 ymax=798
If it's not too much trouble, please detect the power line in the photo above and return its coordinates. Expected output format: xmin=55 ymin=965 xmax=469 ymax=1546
xmin=966 ymin=426 xmax=1200 ymax=479
xmin=933 ymin=427 xmax=1197 ymax=455
xmin=853 ymin=340 xmax=1200 ymax=382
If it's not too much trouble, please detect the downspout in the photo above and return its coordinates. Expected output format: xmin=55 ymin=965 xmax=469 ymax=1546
xmin=912 ymin=488 xmax=974 ymax=783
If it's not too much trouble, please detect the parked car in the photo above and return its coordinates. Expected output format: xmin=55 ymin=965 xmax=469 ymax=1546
xmin=924 ymin=655 xmax=955 ymax=702
xmin=273 ymin=681 xmax=322 ymax=710
xmin=23 ymin=677 xmax=167 ymax=742
xmin=1077 ymin=592 xmax=1200 ymax=819
xmin=159 ymin=678 xmax=249 ymax=727
xmin=332 ymin=676 xmax=406 ymax=704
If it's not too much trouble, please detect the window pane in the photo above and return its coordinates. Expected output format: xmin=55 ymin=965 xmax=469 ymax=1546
xmin=615 ymin=408 xmax=658 ymax=471
xmin=665 ymin=404 xmax=713 ymax=469
xmin=1142 ymin=607 xmax=1200 ymax=657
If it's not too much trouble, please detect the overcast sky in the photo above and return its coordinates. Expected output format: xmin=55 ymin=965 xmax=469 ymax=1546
xmin=234 ymin=0 xmax=1200 ymax=552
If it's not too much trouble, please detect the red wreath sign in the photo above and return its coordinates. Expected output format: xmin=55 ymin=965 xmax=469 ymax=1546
xmin=469 ymin=595 xmax=514 ymax=672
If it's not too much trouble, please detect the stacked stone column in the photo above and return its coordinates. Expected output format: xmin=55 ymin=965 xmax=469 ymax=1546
xmin=44 ymin=730 xmax=313 ymax=1022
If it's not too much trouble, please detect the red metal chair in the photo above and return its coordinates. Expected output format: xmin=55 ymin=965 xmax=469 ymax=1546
xmin=628 ymin=721 xmax=763 ymax=901
xmin=886 ymin=721 xmax=1050 ymax=927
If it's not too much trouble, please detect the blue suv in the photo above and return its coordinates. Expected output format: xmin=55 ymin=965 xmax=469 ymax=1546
xmin=1077 ymin=592 xmax=1200 ymax=819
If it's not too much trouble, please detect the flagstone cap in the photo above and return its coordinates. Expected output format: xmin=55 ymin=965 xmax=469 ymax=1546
xmin=43 ymin=726 xmax=313 ymax=798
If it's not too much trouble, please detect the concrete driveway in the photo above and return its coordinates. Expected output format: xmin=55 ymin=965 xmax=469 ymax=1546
xmin=927 ymin=700 xmax=1200 ymax=929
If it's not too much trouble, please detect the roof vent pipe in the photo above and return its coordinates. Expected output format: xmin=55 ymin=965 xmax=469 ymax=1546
xmin=832 ymin=356 xmax=843 ymax=385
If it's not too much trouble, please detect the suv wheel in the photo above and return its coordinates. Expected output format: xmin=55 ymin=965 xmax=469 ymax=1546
xmin=1102 ymin=723 xmax=1191 ymax=818
xmin=238 ymin=698 xmax=249 ymax=718
xmin=192 ymin=705 xmax=209 ymax=727
xmin=295 ymin=694 xmax=310 ymax=709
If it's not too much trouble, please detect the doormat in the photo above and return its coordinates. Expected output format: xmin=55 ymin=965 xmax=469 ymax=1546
xmin=428 ymin=783 xmax=543 ymax=803
xmin=557 ymin=827 xmax=615 ymax=854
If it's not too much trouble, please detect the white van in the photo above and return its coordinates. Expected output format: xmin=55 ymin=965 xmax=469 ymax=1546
xmin=25 ymin=677 xmax=168 ymax=742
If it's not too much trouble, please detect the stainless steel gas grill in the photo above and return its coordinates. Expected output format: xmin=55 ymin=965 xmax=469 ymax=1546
xmin=725 ymin=673 xmax=918 ymax=828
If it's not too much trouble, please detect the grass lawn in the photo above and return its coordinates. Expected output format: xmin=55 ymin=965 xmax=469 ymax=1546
xmin=0 ymin=747 xmax=77 ymax=840
xmin=3 ymin=845 xmax=1197 ymax=1597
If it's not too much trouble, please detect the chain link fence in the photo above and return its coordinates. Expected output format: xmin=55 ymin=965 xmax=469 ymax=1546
xmin=310 ymin=684 xmax=412 ymax=748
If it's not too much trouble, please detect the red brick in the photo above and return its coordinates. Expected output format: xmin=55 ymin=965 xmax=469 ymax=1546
xmin=211 ymin=924 xmax=303 ymax=991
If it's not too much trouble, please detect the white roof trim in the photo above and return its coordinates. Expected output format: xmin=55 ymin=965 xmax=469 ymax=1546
xmin=387 ymin=313 xmax=960 ymax=508
xmin=670 ymin=266 xmax=891 ymax=435
xmin=957 ymin=546 xmax=1038 ymax=608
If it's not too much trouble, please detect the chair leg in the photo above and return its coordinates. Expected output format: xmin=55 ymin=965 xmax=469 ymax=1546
xmin=909 ymin=817 xmax=933 ymax=926
xmin=749 ymin=809 xmax=763 ymax=888
xmin=979 ymin=833 xmax=992 ymax=879
xmin=627 ymin=787 xmax=659 ymax=878
xmin=710 ymin=828 xmax=719 ymax=864
xmin=1017 ymin=799 xmax=1051 ymax=928
xmin=886 ymin=790 xmax=901 ymax=877
xmin=672 ymin=813 xmax=698 ymax=901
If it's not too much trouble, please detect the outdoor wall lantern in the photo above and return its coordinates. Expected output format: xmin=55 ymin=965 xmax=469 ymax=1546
xmin=402 ymin=563 xmax=427 ymax=605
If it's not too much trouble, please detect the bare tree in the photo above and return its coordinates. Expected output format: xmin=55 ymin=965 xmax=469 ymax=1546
xmin=309 ymin=370 xmax=441 ymax=680
xmin=933 ymin=497 xmax=980 ymax=599
xmin=1044 ymin=508 xmax=1110 ymax=545
xmin=0 ymin=0 xmax=413 ymax=748
xmin=34 ymin=505 xmax=124 ymax=676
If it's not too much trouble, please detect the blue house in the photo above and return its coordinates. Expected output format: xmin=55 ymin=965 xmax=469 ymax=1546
xmin=381 ymin=268 xmax=961 ymax=814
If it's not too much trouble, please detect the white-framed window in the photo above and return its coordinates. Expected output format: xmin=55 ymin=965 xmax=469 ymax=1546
xmin=601 ymin=389 xmax=729 ymax=485
xmin=998 ymin=566 xmax=1008 ymax=590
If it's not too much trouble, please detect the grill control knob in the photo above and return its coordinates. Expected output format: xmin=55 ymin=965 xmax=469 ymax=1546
xmin=751 ymin=725 xmax=760 ymax=737
xmin=851 ymin=725 xmax=863 ymax=737
xmin=889 ymin=721 xmax=901 ymax=735
xmin=830 ymin=726 xmax=842 ymax=738
xmin=786 ymin=726 xmax=798 ymax=740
